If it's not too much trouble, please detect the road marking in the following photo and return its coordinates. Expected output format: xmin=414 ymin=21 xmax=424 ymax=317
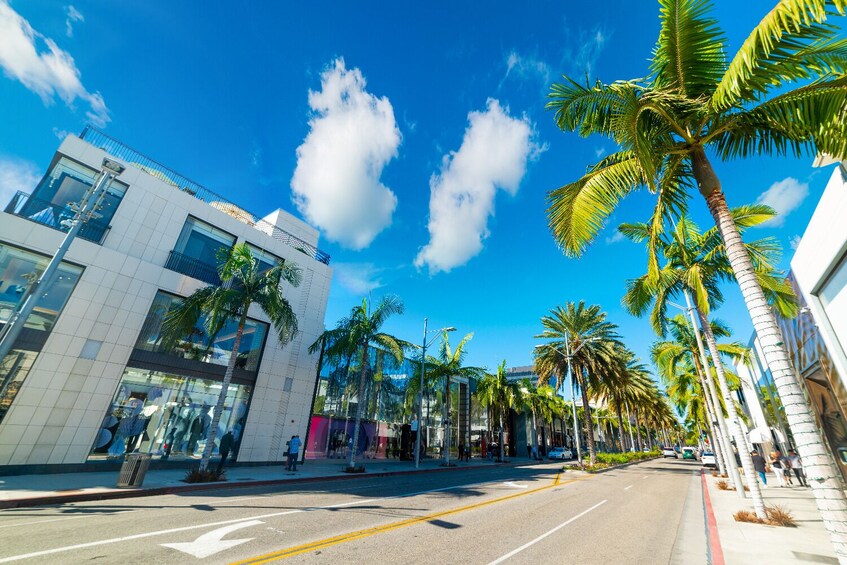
xmin=0 ymin=476 xmax=543 ymax=563
xmin=161 ymin=520 xmax=263 ymax=558
xmin=487 ymin=500 xmax=608 ymax=565
xmin=502 ymin=482 xmax=528 ymax=489
xmin=624 ymin=485 xmax=633 ymax=491
xmin=642 ymin=475 xmax=649 ymax=479
xmin=231 ymin=473 xmax=575 ymax=564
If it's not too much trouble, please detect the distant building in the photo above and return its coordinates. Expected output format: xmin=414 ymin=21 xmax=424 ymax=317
xmin=0 ymin=127 xmax=332 ymax=471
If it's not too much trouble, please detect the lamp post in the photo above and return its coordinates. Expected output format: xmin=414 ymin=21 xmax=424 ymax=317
xmin=0 ymin=158 xmax=125 ymax=366
xmin=414 ymin=319 xmax=455 ymax=469
xmin=536 ymin=334 xmax=598 ymax=467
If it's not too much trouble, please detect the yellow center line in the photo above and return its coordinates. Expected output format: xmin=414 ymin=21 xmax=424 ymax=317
xmin=231 ymin=471 xmax=583 ymax=565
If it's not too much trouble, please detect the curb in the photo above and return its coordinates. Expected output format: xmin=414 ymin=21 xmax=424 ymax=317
xmin=700 ymin=469 xmax=726 ymax=565
xmin=0 ymin=462 xmax=512 ymax=510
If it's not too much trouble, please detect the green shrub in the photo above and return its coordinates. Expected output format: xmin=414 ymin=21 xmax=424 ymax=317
xmin=184 ymin=467 xmax=227 ymax=483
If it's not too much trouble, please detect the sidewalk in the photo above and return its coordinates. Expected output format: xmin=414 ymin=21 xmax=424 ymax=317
xmin=703 ymin=470 xmax=837 ymax=564
xmin=0 ymin=456 xmax=510 ymax=509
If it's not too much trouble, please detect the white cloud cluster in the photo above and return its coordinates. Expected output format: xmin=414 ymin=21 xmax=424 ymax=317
xmin=332 ymin=262 xmax=385 ymax=296
xmin=0 ymin=156 xmax=41 ymax=207
xmin=415 ymin=99 xmax=541 ymax=274
xmin=756 ymin=177 xmax=809 ymax=227
xmin=0 ymin=1 xmax=109 ymax=127
xmin=291 ymin=59 xmax=401 ymax=250
xmin=502 ymin=50 xmax=551 ymax=87
xmin=64 ymin=5 xmax=83 ymax=38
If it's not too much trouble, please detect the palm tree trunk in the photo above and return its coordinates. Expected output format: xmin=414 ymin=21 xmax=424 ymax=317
xmin=199 ymin=310 xmax=248 ymax=472
xmin=625 ymin=402 xmax=635 ymax=452
xmin=444 ymin=375 xmax=451 ymax=465
xmin=634 ymin=408 xmax=643 ymax=450
xmin=697 ymin=150 xmax=847 ymax=543
xmin=615 ymin=404 xmax=625 ymax=453
xmin=348 ymin=344 xmax=369 ymax=469
xmin=531 ymin=409 xmax=539 ymax=459
xmin=577 ymin=373 xmax=597 ymax=465
xmin=498 ymin=408 xmax=505 ymax=462
xmin=697 ymin=369 xmax=729 ymax=477
xmin=698 ymin=307 xmax=767 ymax=515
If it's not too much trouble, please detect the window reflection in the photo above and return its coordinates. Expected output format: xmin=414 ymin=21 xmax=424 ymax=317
xmin=0 ymin=349 xmax=38 ymax=425
xmin=135 ymin=291 xmax=268 ymax=371
xmin=89 ymin=368 xmax=252 ymax=460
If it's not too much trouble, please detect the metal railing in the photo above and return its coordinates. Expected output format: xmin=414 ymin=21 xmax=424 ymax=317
xmin=79 ymin=126 xmax=331 ymax=265
xmin=4 ymin=191 xmax=110 ymax=244
xmin=164 ymin=250 xmax=222 ymax=286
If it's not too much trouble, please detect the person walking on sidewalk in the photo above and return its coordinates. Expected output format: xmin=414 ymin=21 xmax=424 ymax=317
xmin=751 ymin=450 xmax=768 ymax=487
xmin=216 ymin=431 xmax=234 ymax=474
xmin=788 ymin=450 xmax=807 ymax=487
xmin=769 ymin=450 xmax=787 ymax=487
xmin=286 ymin=434 xmax=302 ymax=472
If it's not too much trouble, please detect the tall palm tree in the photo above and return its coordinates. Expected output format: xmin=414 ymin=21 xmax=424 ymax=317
xmin=534 ymin=302 xmax=624 ymax=465
xmin=163 ymin=244 xmax=301 ymax=471
xmin=546 ymin=0 xmax=847 ymax=533
xmin=622 ymin=210 xmax=794 ymax=503
xmin=593 ymin=347 xmax=653 ymax=454
xmin=423 ymin=332 xmax=484 ymax=465
xmin=309 ymin=296 xmax=407 ymax=470
xmin=476 ymin=361 xmax=522 ymax=462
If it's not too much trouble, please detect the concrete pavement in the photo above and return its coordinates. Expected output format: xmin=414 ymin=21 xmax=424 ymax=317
xmin=0 ymin=458 xmax=707 ymax=564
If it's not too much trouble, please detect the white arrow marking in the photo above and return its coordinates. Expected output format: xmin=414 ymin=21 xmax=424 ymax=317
xmin=503 ymin=481 xmax=528 ymax=489
xmin=160 ymin=520 xmax=263 ymax=558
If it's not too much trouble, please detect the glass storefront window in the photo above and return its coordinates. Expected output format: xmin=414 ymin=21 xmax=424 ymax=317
xmin=89 ymin=368 xmax=252 ymax=460
xmin=174 ymin=217 xmax=235 ymax=266
xmin=0 ymin=243 xmax=83 ymax=331
xmin=134 ymin=291 xmax=268 ymax=371
xmin=819 ymin=253 xmax=847 ymax=354
xmin=246 ymin=244 xmax=282 ymax=274
xmin=0 ymin=349 xmax=38 ymax=424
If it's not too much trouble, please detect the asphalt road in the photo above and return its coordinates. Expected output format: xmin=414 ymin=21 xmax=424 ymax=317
xmin=0 ymin=458 xmax=704 ymax=565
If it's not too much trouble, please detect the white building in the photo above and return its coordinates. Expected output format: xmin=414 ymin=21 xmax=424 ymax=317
xmin=0 ymin=127 xmax=332 ymax=470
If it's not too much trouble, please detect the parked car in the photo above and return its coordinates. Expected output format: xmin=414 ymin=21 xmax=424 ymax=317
xmin=662 ymin=446 xmax=677 ymax=458
xmin=701 ymin=452 xmax=716 ymax=468
xmin=682 ymin=447 xmax=697 ymax=460
xmin=548 ymin=447 xmax=574 ymax=460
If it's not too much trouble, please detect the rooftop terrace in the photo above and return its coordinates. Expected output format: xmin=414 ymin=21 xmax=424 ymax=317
xmin=79 ymin=126 xmax=330 ymax=265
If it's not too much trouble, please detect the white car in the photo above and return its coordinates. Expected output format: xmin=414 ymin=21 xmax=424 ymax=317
xmin=662 ymin=447 xmax=677 ymax=458
xmin=701 ymin=452 xmax=716 ymax=468
xmin=548 ymin=447 xmax=574 ymax=460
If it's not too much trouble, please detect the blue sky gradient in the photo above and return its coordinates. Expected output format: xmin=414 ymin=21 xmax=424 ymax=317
xmin=0 ymin=1 xmax=837 ymax=381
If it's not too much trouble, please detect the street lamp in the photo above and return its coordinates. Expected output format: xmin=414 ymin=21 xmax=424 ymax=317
xmin=415 ymin=319 xmax=455 ymax=469
xmin=535 ymin=334 xmax=598 ymax=466
xmin=0 ymin=158 xmax=125 ymax=365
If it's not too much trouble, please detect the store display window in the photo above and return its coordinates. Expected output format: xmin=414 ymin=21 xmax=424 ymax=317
xmin=89 ymin=368 xmax=252 ymax=460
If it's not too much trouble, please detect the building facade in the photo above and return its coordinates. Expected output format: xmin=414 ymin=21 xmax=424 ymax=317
xmin=0 ymin=127 xmax=332 ymax=470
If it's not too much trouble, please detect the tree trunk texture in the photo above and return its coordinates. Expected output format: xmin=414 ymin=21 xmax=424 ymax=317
xmin=698 ymin=156 xmax=847 ymax=555
xmin=348 ymin=344 xmax=369 ymax=469
xmin=577 ymin=372 xmax=597 ymax=465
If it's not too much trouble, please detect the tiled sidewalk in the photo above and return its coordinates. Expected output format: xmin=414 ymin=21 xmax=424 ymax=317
xmin=0 ymin=456 xmax=508 ymax=508
xmin=703 ymin=471 xmax=838 ymax=564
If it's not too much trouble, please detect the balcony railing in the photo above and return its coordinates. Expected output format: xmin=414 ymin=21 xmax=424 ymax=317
xmin=4 ymin=191 xmax=110 ymax=244
xmin=80 ymin=126 xmax=331 ymax=265
xmin=165 ymin=250 xmax=222 ymax=286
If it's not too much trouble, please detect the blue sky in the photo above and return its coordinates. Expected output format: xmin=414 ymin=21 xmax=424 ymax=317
xmin=0 ymin=1 xmax=837 ymax=383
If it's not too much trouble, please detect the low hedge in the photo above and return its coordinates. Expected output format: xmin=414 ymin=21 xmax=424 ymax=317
xmin=595 ymin=450 xmax=661 ymax=465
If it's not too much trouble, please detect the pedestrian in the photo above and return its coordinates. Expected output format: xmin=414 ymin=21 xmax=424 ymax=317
xmin=526 ymin=443 xmax=532 ymax=459
xmin=465 ymin=444 xmax=471 ymax=461
xmin=216 ymin=430 xmax=234 ymax=474
xmin=788 ymin=450 xmax=807 ymax=486
xmin=287 ymin=434 xmax=302 ymax=471
xmin=751 ymin=450 xmax=767 ymax=487
xmin=458 ymin=441 xmax=465 ymax=462
xmin=769 ymin=450 xmax=786 ymax=487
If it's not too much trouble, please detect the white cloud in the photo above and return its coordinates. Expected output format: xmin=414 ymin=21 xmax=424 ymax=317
xmin=0 ymin=1 xmax=109 ymax=127
xmin=52 ymin=127 xmax=69 ymax=140
xmin=789 ymin=235 xmax=801 ymax=250
xmin=64 ymin=5 xmax=83 ymax=38
xmin=755 ymin=177 xmax=809 ymax=227
xmin=291 ymin=58 xmax=401 ymax=250
xmin=0 ymin=156 xmax=42 ymax=207
xmin=594 ymin=147 xmax=605 ymax=159
xmin=605 ymin=230 xmax=625 ymax=244
xmin=333 ymin=262 xmax=385 ymax=295
xmin=415 ymin=99 xmax=542 ymax=274
xmin=502 ymin=50 xmax=551 ymax=87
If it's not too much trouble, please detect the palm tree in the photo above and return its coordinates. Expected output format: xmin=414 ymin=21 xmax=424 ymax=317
xmin=593 ymin=347 xmax=653 ymax=454
xmin=622 ymin=210 xmax=794 ymax=503
xmin=547 ymin=0 xmax=847 ymax=533
xmin=534 ymin=302 xmax=624 ymax=465
xmin=163 ymin=244 xmax=301 ymax=471
xmin=309 ymin=296 xmax=407 ymax=470
xmin=476 ymin=361 xmax=522 ymax=462
xmin=422 ymin=332 xmax=484 ymax=465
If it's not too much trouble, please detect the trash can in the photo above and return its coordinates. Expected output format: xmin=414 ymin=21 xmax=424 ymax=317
xmin=116 ymin=453 xmax=152 ymax=487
